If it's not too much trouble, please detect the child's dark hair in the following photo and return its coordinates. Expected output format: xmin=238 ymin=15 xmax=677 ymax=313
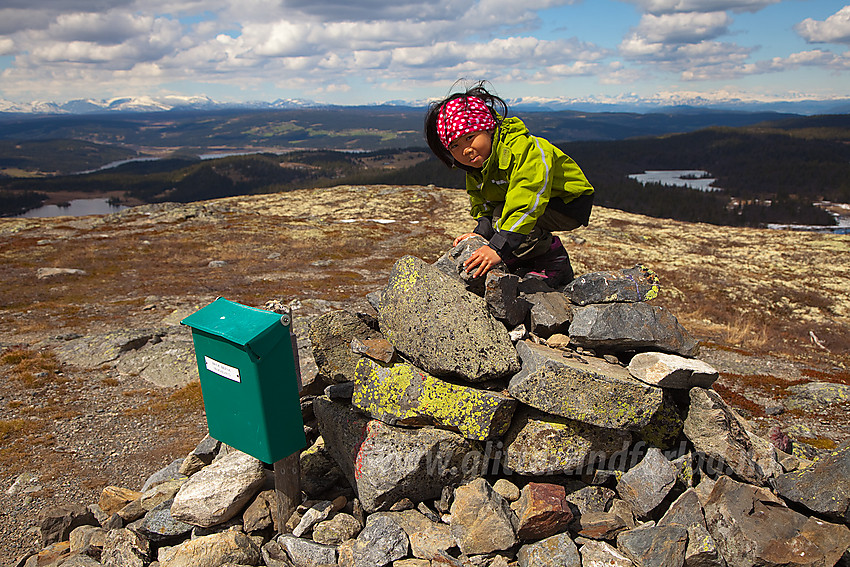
xmin=425 ymin=81 xmax=509 ymax=171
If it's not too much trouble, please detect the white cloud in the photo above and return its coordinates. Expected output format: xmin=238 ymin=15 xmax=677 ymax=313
xmin=795 ymin=6 xmax=850 ymax=45
xmin=0 ymin=0 xmax=845 ymax=104
xmin=765 ymin=49 xmax=850 ymax=71
xmin=629 ymin=11 xmax=731 ymax=44
xmin=623 ymin=0 xmax=780 ymax=15
xmin=0 ymin=37 xmax=14 ymax=56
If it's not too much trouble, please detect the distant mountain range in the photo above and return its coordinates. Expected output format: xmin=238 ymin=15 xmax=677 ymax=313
xmin=2 ymin=94 xmax=850 ymax=116
xmin=0 ymin=95 xmax=324 ymax=115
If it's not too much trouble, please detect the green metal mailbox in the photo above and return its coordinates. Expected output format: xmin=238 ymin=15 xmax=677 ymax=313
xmin=181 ymin=298 xmax=306 ymax=464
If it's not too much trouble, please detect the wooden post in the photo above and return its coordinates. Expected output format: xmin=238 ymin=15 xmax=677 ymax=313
xmin=272 ymin=306 xmax=304 ymax=533
xmin=273 ymin=452 xmax=301 ymax=533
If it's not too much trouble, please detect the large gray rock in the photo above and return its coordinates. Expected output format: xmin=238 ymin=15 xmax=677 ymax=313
xmin=683 ymin=387 xmax=781 ymax=486
xmin=135 ymin=499 xmax=193 ymax=543
xmin=616 ymin=524 xmax=688 ymax=567
xmin=484 ymin=270 xmax=529 ymax=328
xmin=525 ymin=291 xmax=573 ymax=338
xmin=704 ymin=475 xmax=850 ymax=567
xmin=308 ymin=310 xmax=382 ymax=384
xmin=502 ymin=407 xmax=631 ymax=475
xmin=314 ymin=396 xmax=482 ymax=512
xmin=377 ymin=255 xmax=520 ymax=382
xmin=433 ymin=234 xmax=507 ymax=295
xmin=170 ymin=450 xmax=266 ymax=527
xmin=38 ymin=503 xmax=97 ymax=547
xmin=55 ymin=328 xmax=167 ymax=368
xmin=115 ymin=333 xmax=198 ymax=387
xmin=142 ymin=457 xmax=186 ymax=491
xmin=277 ymin=534 xmax=337 ymax=567
xmin=374 ymin=509 xmax=454 ymax=560
xmin=628 ymin=352 xmax=718 ymax=389
xmin=785 ymin=381 xmax=850 ymax=410
xmin=683 ymin=523 xmax=724 ymax=567
xmin=337 ymin=514 xmax=409 ymax=567
xmin=157 ymin=530 xmax=261 ymax=567
xmin=569 ymin=302 xmax=699 ymax=356
xmin=312 ymin=512 xmax=362 ymax=545
xmin=616 ymin=448 xmax=677 ymax=519
xmin=773 ymin=443 xmax=850 ymax=524
xmin=564 ymin=265 xmax=660 ymax=306
xmin=516 ymin=532 xmax=581 ymax=567
xmin=579 ymin=540 xmax=634 ymax=567
xmin=450 ymin=478 xmax=517 ymax=555
xmin=352 ymin=357 xmax=517 ymax=441
xmin=508 ymin=341 xmax=664 ymax=431
xmin=101 ymin=528 xmax=149 ymax=567
xmin=657 ymin=488 xmax=706 ymax=530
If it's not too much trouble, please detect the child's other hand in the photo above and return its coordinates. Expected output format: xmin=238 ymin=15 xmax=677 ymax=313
xmin=453 ymin=232 xmax=478 ymax=247
xmin=464 ymin=245 xmax=501 ymax=278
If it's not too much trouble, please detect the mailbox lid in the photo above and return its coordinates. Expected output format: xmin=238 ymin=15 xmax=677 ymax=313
xmin=181 ymin=298 xmax=287 ymax=359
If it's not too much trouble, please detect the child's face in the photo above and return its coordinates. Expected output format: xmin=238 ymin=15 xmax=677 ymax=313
xmin=448 ymin=129 xmax=493 ymax=169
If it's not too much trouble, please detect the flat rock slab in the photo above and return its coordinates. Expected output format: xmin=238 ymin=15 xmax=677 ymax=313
xmin=564 ymin=265 xmax=660 ymax=306
xmin=773 ymin=443 xmax=850 ymax=523
xmin=508 ymin=341 xmax=664 ymax=431
xmin=352 ymin=357 xmax=517 ymax=441
xmin=314 ymin=396 xmax=481 ymax=512
xmin=628 ymin=351 xmax=718 ymax=389
xmin=704 ymin=475 xmax=850 ymax=567
xmin=683 ymin=387 xmax=781 ymax=486
xmin=54 ymin=328 xmax=167 ymax=368
xmin=616 ymin=447 xmax=677 ymax=519
xmin=377 ymin=255 xmax=520 ymax=382
xmin=502 ymin=407 xmax=631 ymax=475
xmin=569 ymin=302 xmax=699 ymax=357
xmin=308 ymin=310 xmax=383 ymax=384
xmin=616 ymin=524 xmax=688 ymax=567
xmin=116 ymin=335 xmax=198 ymax=387
xmin=170 ymin=450 xmax=266 ymax=528
xmin=785 ymin=381 xmax=850 ymax=410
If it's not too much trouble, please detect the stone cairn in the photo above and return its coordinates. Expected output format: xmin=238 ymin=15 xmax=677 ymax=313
xmin=22 ymin=235 xmax=850 ymax=567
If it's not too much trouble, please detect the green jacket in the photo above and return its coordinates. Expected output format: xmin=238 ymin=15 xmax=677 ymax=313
xmin=465 ymin=116 xmax=594 ymax=247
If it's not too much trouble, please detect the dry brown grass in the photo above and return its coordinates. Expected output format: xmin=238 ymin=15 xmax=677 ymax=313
xmin=122 ymin=381 xmax=204 ymax=417
xmin=1 ymin=347 xmax=62 ymax=389
xmin=0 ymin=187 xmax=848 ymax=559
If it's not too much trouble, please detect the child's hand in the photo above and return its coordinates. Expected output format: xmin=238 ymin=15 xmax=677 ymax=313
xmin=464 ymin=245 xmax=501 ymax=278
xmin=453 ymin=232 xmax=478 ymax=247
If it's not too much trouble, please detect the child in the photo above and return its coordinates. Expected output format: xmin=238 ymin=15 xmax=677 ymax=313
xmin=425 ymin=82 xmax=594 ymax=287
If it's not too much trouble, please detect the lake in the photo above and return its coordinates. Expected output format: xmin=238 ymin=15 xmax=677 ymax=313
xmin=628 ymin=170 xmax=722 ymax=192
xmin=16 ymin=198 xmax=130 ymax=218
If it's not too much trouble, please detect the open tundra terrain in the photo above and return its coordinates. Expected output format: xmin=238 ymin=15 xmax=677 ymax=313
xmin=0 ymin=184 xmax=848 ymax=563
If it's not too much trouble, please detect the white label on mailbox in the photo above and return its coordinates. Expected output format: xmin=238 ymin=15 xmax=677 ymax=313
xmin=205 ymin=356 xmax=241 ymax=383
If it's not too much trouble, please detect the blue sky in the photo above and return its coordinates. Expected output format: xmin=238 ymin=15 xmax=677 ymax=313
xmin=0 ymin=0 xmax=848 ymax=107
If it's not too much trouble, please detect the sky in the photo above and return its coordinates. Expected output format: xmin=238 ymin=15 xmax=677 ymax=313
xmin=0 ymin=0 xmax=849 ymax=107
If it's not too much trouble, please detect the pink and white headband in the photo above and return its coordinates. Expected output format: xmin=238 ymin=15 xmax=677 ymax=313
xmin=436 ymin=96 xmax=496 ymax=149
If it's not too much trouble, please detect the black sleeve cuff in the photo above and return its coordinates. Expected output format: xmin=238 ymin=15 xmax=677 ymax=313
xmin=488 ymin=230 xmax=525 ymax=259
xmin=473 ymin=217 xmax=494 ymax=239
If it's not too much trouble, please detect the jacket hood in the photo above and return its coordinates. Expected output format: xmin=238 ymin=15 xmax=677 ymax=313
xmin=497 ymin=116 xmax=530 ymax=139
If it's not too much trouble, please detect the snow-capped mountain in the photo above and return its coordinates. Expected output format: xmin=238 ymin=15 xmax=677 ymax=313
xmin=1 ymin=94 xmax=849 ymax=115
xmin=0 ymin=95 xmax=329 ymax=115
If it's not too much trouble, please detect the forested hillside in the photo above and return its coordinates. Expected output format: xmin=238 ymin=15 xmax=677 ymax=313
xmin=1 ymin=111 xmax=848 ymax=226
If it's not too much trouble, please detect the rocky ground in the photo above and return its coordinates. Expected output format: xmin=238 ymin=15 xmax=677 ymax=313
xmin=1 ymin=184 xmax=849 ymax=565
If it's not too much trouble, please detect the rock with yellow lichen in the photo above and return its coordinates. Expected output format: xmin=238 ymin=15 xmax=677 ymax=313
xmin=351 ymin=357 xmax=517 ymax=441
xmin=564 ymin=264 xmax=660 ymax=306
xmin=376 ymin=255 xmax=520 ymax=382
xmin=508 ymin=340 xmax=664 ymax=431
